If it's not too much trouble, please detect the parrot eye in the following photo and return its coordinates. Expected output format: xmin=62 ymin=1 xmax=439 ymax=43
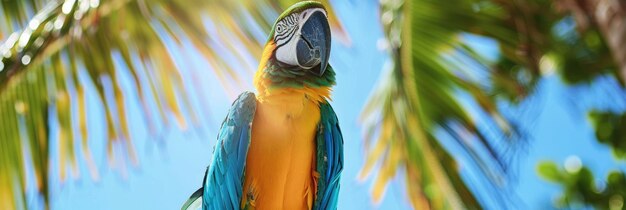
xmin=275 ymin=14 xmax=297 ymax=36
xmin=273 ymin=14 xmax=299 ymax=45
xmin=276 ymin=25 xmax=284 ymax=33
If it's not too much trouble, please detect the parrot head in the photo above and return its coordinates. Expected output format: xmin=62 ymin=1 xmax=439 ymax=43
xmin=270 ymin=1 xmax=331 ymax=76
xmin=254 ymin=1 xmax=335 ymax=102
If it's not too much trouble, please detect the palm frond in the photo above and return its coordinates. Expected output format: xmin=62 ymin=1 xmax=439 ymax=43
xmin=360 ymin=0 xmax=531 ymax=208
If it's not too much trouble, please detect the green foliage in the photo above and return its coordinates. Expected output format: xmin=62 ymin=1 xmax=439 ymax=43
xmin=532 ymin=0 xmax=626 ymax=209
xmin=360 ymin=0 xmax=526 ymax=208
xmin=362 ymin=0 xmax=626 ymax=209
xmin=557 ymin=28 xmax=616 ymax=85
xmin=537 ymin=162 xmax=562 ymax=182
xmin=537 ymin=161 xmax=626 ymax=210
xmin=484 ymin=0 xmax=620 ymax=100
xmin=588 ymin=111 xmax=626 ymax=159
xmin=3 ymin=0 xmax=626 ymax=209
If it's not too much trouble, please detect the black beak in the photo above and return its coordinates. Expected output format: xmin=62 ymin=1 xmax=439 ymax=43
xmin=297 ymin=11 xmax=331 ymax=76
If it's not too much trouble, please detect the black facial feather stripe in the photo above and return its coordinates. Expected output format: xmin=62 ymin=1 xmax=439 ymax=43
xmin=286 ymin=15 xmax=296 ymax=25
xmin=284 ymin=14 xmax=297 ymax=26
xmin=275 ymin=28 xmax=296 ymax=47
xmin=274 ymin=14 xmax=299 ymax=47
xmin=275 ymin=25 xmax=292 ymax=39
xmin=276 ymin=25 xmax=296 ymax=41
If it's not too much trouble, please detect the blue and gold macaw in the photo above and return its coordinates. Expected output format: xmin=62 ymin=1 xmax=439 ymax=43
xmin=182 ymin=1 xmax=343 ymax=210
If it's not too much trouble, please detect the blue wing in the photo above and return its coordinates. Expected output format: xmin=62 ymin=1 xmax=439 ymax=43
xmin=201 ymin=92 xmax=256 ymax=210
xmin=313 ymin=102 xmax=344 ymax=210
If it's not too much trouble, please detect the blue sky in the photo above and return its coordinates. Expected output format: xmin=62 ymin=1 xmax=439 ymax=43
xmin=37 ymin=1 xmax=626 ymax=210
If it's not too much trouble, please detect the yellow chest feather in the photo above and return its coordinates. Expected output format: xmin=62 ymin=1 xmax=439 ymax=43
xmin=242 ymin=92 xmax=320 ymax=210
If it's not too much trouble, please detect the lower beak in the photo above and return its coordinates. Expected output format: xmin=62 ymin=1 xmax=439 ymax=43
xmin=297 ymin=11 xmax=331 ymax=76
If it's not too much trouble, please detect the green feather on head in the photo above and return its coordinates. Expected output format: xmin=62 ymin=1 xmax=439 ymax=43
xmin=258 ymin=1 xmax=335 ymax=91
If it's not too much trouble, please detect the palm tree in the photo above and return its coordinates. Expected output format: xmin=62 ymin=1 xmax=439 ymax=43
xmin=4 ymin=0 xmax=624 ymax=210
xmin=361 ymin=0 xmax=626 ymax=209
xmin=0 ymin=0 xmax=227 ymax=208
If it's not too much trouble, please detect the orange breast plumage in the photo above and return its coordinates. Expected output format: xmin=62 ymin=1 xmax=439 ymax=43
xmin=242 ymin=92 xmax=321 ymax=210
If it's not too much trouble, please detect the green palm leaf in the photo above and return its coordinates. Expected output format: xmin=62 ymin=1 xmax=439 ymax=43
xmin=359 ymin=0 xmax=535 ymax=209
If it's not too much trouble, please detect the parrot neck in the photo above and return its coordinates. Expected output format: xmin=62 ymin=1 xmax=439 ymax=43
xmin=253 ymin=41 xmax=335 ymax=105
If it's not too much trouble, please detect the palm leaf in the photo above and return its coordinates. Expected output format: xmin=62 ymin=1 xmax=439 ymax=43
xmin=360 ymin=0 xmax=532 ymax=208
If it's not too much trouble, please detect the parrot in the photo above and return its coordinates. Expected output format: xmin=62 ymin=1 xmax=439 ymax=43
xmin=181 ymin=1 xmax=343 ymax=210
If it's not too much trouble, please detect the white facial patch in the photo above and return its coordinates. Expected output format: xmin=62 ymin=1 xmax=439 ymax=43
xmin=274 ymin=8 xmax=327 ymax=69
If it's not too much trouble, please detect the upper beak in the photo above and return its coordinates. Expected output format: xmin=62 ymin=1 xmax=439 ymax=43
xmin=297 ymin=10 xmax=331 ymax=76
